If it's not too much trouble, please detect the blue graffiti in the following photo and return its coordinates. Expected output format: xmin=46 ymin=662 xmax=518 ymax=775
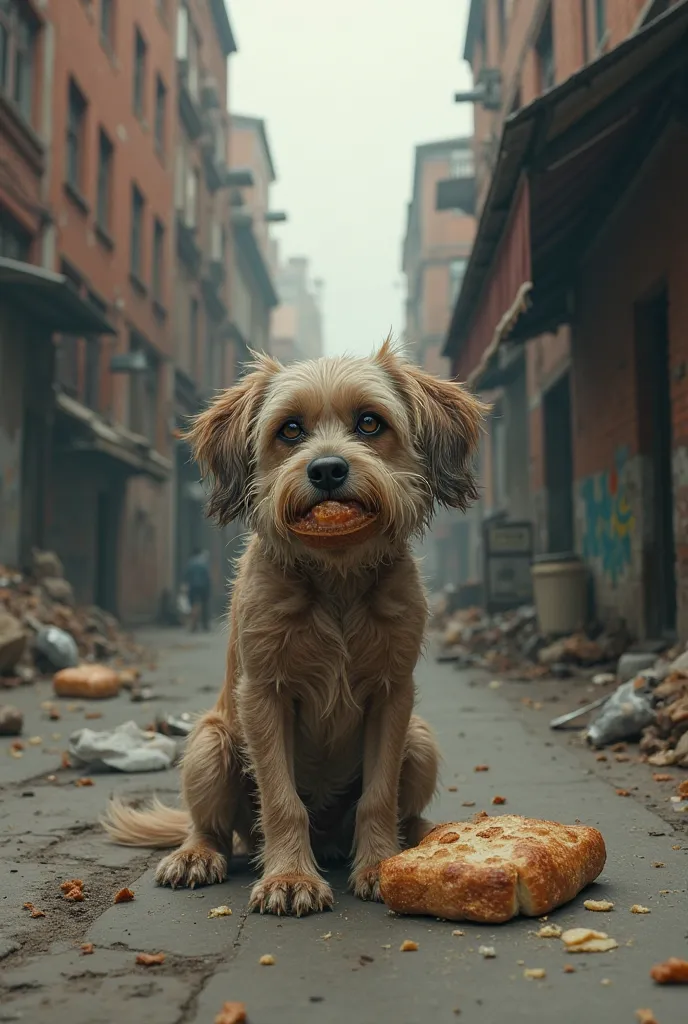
xmin=579 ymin=446 xmax=635 ymax=587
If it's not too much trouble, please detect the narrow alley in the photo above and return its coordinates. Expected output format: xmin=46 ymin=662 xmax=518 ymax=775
xmin=0 ymin=626 xmax=686 ymax=1023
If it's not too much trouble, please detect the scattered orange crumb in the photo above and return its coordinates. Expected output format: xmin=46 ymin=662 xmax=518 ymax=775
xmin=80 ymin=943 xmax=94 ymax=955
xmin=635 ymin=1011 xmax=658 ymax=1024
xmin=672 ymin=844 xmax=681 ymax=851
xmin=400 ymin=940 xmax=418 ymax=952
xmin=474 ymin=765 xmax=489 ymax=772
xmin=49 ymin=708 xmax=61 ymax=720
xmin=136 ymin=952 xmax=166 ymax=966
xmin=652 ymin=862 xmax=665 ymax=869
xmin=63 ymin=887 xmax=84 ymax=902
xmin=60 ymin=752 xmax=71 ymax=769
xmin=259 ymin=954 xmax=276 ymax=966
xmin=616 ymin=789 xmax=631 ymax=797
xmin=631 ymin=905 xmax=651 ymax=914
xmin=611 ymin=743 xmax=627 ymax=752
xmin=60 ymin=879 xmax=84 ymax=893
xmin=10 ymin=740 xmax=24 ymax=752
xmin=596 ymin=754 xmax=608 ymax=762
xmin=75 ymin=777 xmax=94 ymax=787
xmin=652 ymin=773 xmax=674 ymax=782
xmin=461 ymin=801 xmax=476 ymax=807
xmin=114 ymin=888 xmax=135 ymax=904
xmin=214 ymin=1003 xmax=247 ymax=1024
xmin=677 ymin=780 xmax=688 ymax=798
xmin=84 ymin=712 xmax=102 ymax=720
xmin=447 ymin=785 xmax=458 ymax=792
xmin=614 ymin=754 xmax=630 ymax=763
xmin=650 ymin=957 xmax=688 ymax=984
xmin=491 ymin=795 xmax=506 ymax=805
xmin=523 ymin=968 xmax=546 ymax=980
xmin=23 ymin=902 xmax=45 ymax=918
xmin=563 ymin=964 xmax=576 ymax=974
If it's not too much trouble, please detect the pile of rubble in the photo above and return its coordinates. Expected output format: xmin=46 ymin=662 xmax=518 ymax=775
xmin=0 ymin=549 xmax=144 ymax=689
xmin=638 ymin=651 xmax=688 ymax=768
xmin=434 ymin=601 xmax=629 ymax=680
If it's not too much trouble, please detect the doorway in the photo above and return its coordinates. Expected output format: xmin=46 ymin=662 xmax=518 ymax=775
xmin=95 ymin=489 xmax=119 ymax=613
xmin=635 ymin=288 xmax=676 ymax=636
xmin=543 ymin=371 xmax=574 ymax=553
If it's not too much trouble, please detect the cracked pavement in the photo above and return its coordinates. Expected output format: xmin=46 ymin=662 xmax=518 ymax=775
xmin=1 ymin=625 xmax=687 ymax=1023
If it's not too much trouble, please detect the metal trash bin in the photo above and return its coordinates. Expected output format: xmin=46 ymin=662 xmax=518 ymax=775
xmin=531 ymin=553 xmax=588 ymax=636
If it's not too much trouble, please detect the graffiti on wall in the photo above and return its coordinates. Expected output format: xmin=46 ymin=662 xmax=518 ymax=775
xmin=579 ymin=446 xmax=636 ymax=586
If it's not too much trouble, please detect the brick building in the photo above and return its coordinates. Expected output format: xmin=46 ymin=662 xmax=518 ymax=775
xmin=270 ymin=252 xmax=323 ymax=364
xmin=401 ymin=138 xmax=479 ymax=590
xmin=445 ymin=0 xmax=688 ymax=638
xmin=171 ymin=0 xmax=237 ymax=613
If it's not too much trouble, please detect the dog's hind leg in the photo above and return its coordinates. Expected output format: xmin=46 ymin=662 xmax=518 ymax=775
xmin=399 ymin=713 xmax=439 ymax=849
xmin=155 ymin=711 xmax=248 ymax=888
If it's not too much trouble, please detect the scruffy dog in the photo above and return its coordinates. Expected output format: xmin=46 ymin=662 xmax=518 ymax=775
xmin=104 ymin=341 xmax=484 ymax=916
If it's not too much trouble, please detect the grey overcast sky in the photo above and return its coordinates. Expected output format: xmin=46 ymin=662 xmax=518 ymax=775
xmin=229 ymin=0 xmax=473 ymax=357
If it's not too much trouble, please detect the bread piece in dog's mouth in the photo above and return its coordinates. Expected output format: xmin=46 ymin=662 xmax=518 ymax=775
xmin=287 ymin=500 xmax=378 ymax=549
xmin=379 ymin=814 xmax=606 ymax=923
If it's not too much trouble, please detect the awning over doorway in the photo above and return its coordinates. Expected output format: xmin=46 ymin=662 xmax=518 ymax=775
xmin=0 ymin=258 xmax=116 ymax=335
xmin=444 ymin=0 xmax=688 ymax=387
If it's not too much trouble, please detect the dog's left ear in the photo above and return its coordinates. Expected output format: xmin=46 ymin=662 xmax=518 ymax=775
xmin=186 ymin=355 xmax=279 ymax=525
xmin=377 ymin=343 xmax=487 ymax=510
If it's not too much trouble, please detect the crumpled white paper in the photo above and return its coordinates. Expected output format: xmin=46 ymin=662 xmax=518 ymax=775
xmin=68 ymin=720 xmax=177 ymax=772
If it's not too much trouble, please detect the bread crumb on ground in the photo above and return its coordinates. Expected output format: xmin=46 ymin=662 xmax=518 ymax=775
xmin=400 ymin=940 xmax=418 ymax=952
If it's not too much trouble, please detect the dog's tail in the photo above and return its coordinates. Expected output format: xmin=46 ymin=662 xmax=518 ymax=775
xmin=101 ymin=797 xmax=190 ymax=848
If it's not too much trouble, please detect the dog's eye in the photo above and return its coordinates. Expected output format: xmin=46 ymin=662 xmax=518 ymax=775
xmin=277 ymin=420 xmax=304 ymax=442
xmin=356 ymin=413 xmax=383 ymax=437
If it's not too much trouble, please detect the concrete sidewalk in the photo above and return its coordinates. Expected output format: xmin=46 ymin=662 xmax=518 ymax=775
xmin=0 ymin=626 xmax=686 ymax=1023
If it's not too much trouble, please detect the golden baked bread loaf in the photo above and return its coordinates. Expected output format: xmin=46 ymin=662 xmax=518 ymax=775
xmin=379 ymin=814 xmax=606 ymax=923
xmin=53 ymin=665 xmax=121 ymax=699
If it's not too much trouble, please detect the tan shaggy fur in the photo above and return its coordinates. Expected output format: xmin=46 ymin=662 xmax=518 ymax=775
xmin=103 ymin=340 xmax=485 ymax=916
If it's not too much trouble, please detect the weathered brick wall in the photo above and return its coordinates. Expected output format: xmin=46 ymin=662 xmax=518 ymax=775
xmin=572 ymin=126 xmax=688 ymax=637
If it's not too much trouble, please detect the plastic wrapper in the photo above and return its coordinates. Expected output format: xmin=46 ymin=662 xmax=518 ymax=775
xmin=34 ymin=625 xmax=79 ymax=670
xmin=68 ymin=720 xmax=177 ymax=772
xmin=586 ymin=674 xmax=657 ymax=748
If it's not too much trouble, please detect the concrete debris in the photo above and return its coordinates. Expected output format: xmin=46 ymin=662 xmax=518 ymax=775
xmin=0 ymin=611 xmax=27 ymax=674
xmin=436 ymin=603 xmax=629 ymax=678
xmin=0 ymin=551 xmax=145 ymax=682
xmin=0 ymin=704 xmax=23 ymax=736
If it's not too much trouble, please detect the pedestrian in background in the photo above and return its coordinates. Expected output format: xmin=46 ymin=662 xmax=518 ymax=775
xmin=184 ymin=548 xmax=211 ymax=633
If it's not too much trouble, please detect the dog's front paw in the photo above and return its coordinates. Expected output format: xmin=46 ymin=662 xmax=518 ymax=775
xmin=249 ymin=873 xmax=333 ymax=917
xmin=350 ymin=865 xmax=383 ymax=902
xmin=155 ymin=843 xmax=227 ymax=889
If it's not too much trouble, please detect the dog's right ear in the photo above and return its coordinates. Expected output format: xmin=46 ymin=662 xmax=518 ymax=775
xmin=186 ymin=356 xmax=278 ymax=525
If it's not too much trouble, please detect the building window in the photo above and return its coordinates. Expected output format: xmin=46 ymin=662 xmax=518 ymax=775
xmin=497 ymin=0 xmax=508 ymax=52
xmin=154 ymin=74 xmax=166 ymax=153
xmin=96 ymin=129 xmax=113 ymax=232
xmin=449 ymin=259 xmax=467 ymax=304
xmin=152 ymin=217 xmax=164 ymax=302
xmin=185 ymin=165 xmax=199 ymax=227
xmin=449 ymin=149 xmax=474 ymax=179
xmin=0 ymin=0 xmax=37 ymax=123
xmin=66 ymin=78 xmax=87 ymax=193
xmin=536 ymin=6 xmax=555 ymax=93
xmin=594 ymin=0 xmax=606 ymax=47
xmin=130 ymin=184 xmax=145 ymax=280
xmin=133 ymin=27 xmax=147 ymax=119
xmin=128 ymin=333 xmax=158 ymax=444
xmin=189 ymin=296 xmax=199 ymax=377
xmin=100 ymin=0 xmax=114 ymax=49
xmin=0 ymin=209 xmax=30 ymax=260
xmin=580 ymin=0 xmax=589 ymax=62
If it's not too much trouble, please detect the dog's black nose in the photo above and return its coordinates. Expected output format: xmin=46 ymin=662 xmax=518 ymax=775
xmin=307 ymin=456 xmax=349 ymax=492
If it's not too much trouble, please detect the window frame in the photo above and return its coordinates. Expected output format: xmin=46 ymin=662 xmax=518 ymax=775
xmin=66 ymin=77 xmax=87 ymax=194
xmin=133 ymin=25 xmax=147 ymax=120
xmin=152 ymin=216 xmax=164 ymax=303
xmin=96 ymin=127 xmax=114 ymax=232
xmin=130 ymin=183 xmax=145 ymax=281
xmin=100 ymin=0 xmax=114 ymax=50
xmin=154 ymin=73 xmax=166 ymax=153
xmin=0 ymin=0 xmax=38 ymax=125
